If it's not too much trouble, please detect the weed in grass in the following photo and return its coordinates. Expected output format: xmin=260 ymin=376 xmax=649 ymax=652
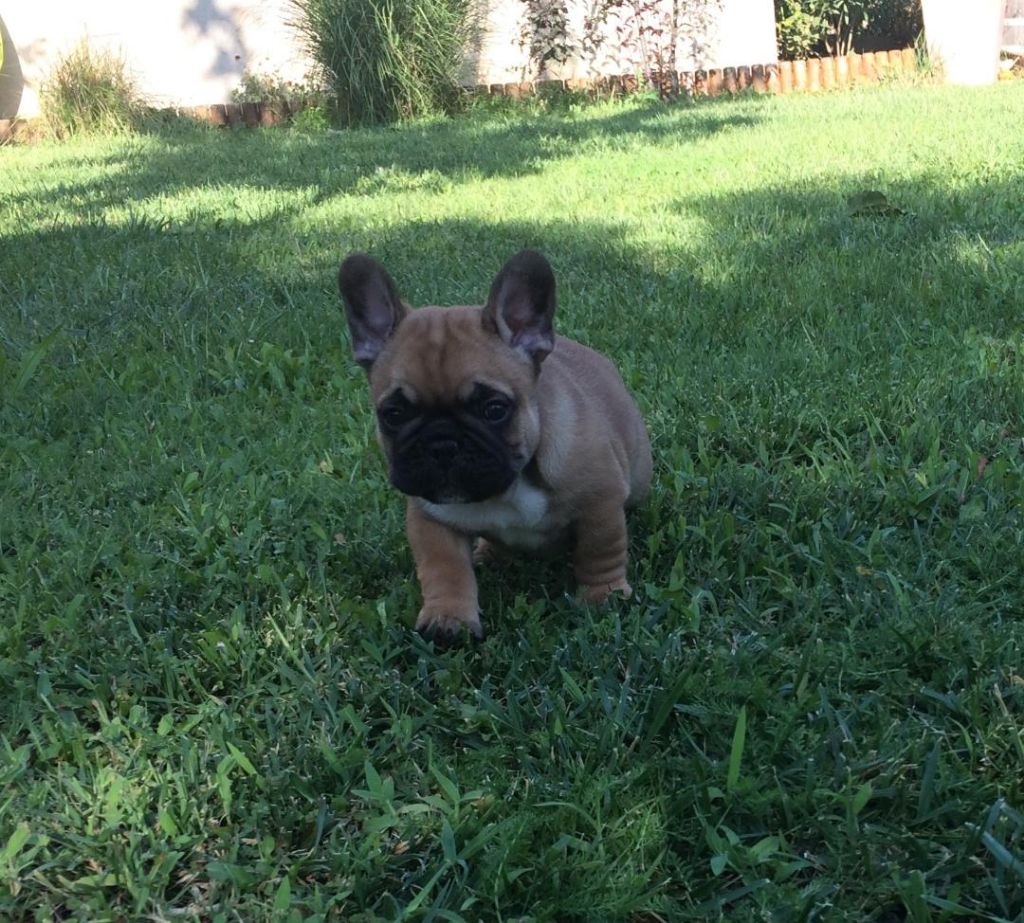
xmin=1 ymin=85 xmax=1024 ymax=920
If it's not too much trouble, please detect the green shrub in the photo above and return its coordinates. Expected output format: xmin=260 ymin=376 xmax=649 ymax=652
xmin=288 ymin=0 xmax=472 ymax=125
xmin=231 ymin=68 xmax=326 ymax=109
xmin=857 ymin=0 xmax=921 ymax=52
xmin=774 ymin=0 xmax=922 ymax=60
xmin=40 ymin=40 xmax=145 ymax=138
xmin=775 ymin=1 xmax=831 ymax=59
xmin=290 ymin=104 xmax=331 ymax=132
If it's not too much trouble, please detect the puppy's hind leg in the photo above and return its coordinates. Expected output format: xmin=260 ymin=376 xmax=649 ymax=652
xmin=573 ymin=499 xmax=633 ymax=603
xmin=472 ymin=537 xmax=510 ymax=566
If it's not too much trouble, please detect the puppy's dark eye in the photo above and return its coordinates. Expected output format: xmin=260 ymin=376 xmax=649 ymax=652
xmin=379 ymin=400 xmax=416 ymax=428
xmin=482 ymin=398 xmax=511 ymax=425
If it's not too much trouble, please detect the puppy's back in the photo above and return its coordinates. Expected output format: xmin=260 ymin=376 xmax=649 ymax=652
xmin=536 ymin=336 xmax=652 ymax=507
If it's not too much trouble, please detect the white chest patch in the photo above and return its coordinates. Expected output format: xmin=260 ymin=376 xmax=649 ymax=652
xmin=421 ymin=477 xmax=562 ymax=550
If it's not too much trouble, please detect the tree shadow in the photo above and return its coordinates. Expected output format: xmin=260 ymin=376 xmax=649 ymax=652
xmin=4 ymin=147 xmax=1024 ymax=742
xmin=6 ymin=141 xmax=1022 ymax=419
xmin=6 ymin=119 xmax=1023 ymax=479
xmin=182 ymin=0 xmax=249 ymax=81
xmin=3 ymin=94 xmax=768 ymax=213
xmin=6 ymin=160 xmax=1022 ymax=511
xmin=3 ymin=165 xmax=1023 ymax=718
xmin=670 ymin=171 xmax=1024 ymax=342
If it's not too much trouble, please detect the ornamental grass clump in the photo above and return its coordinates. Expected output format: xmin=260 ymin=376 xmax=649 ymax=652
xmin=289 ymin=0 xmax=472 ymax=125
xmin=40 ymin=40 xmax=146 ymax=139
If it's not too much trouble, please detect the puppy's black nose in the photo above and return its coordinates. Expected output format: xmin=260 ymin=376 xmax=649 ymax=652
xmin=428 ymin=438 xmax=459 ymax=465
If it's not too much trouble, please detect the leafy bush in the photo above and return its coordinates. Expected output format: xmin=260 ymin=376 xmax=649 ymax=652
xmin=519 ymin=0 xmax=579 ymax=73
xmin=857 ymin=0 xmax=921 ymax=52
xmin=775 ymin=1 xmax=832 ymax=59
xmin=519 ymin=0 xmax=712 ymax=98
xmin=289 ymin=0 xmax=472 ymax=125
xmin=290 ymin=105 xmax=331 ymax=132
xmin=230 ymin=68 xmax=327 ymax=110
xmin=231 ymin=68 xmax=329 ymax=128
xmin=40 ymin=41 xmax=145 ymax=138
xmin=775 ymin=0 xmax=922 ymax=60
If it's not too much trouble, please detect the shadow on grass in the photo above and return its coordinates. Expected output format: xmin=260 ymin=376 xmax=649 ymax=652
xmin=5 ymin=152 xmax=1024 ymax=446
xmin=679 ymin=171 xmax=1023 ymax=325
xmin=4 ymin=95 xmax=768 ymax=212
xmin=3 ymin=164 xmax=1024 ymax=615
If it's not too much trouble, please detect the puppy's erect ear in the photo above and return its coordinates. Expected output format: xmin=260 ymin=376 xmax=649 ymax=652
xmin=338 ymin=253 xmax=408 ymax=370
xmin=483 ymin=250 xmax=556 ymax=366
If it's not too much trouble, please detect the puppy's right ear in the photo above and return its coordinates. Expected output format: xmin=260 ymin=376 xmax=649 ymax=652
xmin=338 ymin=253 xmax=408 ymax=370
xmin=483 ymin=249 xmax=556 ymax=367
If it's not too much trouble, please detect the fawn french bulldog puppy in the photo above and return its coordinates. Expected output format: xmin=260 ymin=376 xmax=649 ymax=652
xmin=339 ymin=250 xmax=651 ymax=642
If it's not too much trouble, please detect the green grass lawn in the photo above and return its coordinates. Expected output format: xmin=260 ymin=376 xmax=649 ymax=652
xmin=2 ymin=84 xmax=1024 ymax=921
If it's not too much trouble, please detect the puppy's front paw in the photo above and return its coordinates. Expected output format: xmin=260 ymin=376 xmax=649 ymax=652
xmin=577 ymin=578 xmax=633 ymax=604
xmin=415 ymin=606 xmax=484 ymax=646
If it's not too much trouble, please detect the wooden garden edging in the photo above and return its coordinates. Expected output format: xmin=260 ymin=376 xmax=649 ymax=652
xmin=480 ymin=47 xmax=920 ymax=101
xmin=0 ymin=48 xmax=919 ymax=140
xmin=172 ymin=48 xmax=918 ymax=127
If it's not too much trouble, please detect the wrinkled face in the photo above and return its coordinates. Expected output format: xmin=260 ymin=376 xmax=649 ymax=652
xmin=368 ymin=306 xmax=540 ymax=504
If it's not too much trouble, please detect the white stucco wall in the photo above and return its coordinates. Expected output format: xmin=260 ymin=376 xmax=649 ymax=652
xmin=3 ymin=0 xmax=777 ymax=119
xmin=3 ymin=1 xmax=312 ymax=118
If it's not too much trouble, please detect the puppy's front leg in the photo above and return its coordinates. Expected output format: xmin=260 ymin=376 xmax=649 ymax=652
xmin=407 ymin=500 xmax=482 ymax=641
xmin=573 ymin=499 xmax=633 ymax=603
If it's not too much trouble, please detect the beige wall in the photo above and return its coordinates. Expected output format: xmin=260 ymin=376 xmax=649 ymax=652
xmin=4 ymin=0 xmax=777 ymax=119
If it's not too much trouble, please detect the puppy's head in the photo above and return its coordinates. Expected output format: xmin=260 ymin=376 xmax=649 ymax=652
xmin=338 ymin=250 xmax=556 ymax=504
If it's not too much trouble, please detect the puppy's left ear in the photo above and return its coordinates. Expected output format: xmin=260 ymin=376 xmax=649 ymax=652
xmin=338 ymin=253 xmax=408 ymax=370
xmin=483 ymin=250 xmax=556 ymax=366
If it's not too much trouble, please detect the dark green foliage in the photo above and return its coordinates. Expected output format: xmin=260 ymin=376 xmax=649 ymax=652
xmin=858 ymin=0 xmax=923 ymax=52
xmin=775 ymin=0 xmax=923 ymax=60
xmin=2 ymin=84 xmax=1024 ymax=920
xmin=289 ymin=0 xmax=472 ymax=124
